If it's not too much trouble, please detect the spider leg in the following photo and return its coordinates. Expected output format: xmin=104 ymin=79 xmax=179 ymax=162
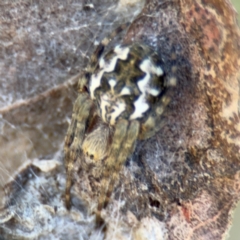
xmin=96 ymin=119 xmax=140 ymax=225
xmin=87 ymin=22 xmax=130 ymax=73
xmin=140 ymin=94 xmax=171 ymax=140
xmin=65 ymin=92 xmax=92 ymax=210
xmin=78 ymin=22 xmax=130 ymax=93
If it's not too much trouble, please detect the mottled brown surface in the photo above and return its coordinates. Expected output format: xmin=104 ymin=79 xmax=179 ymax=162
xmin=0 ymin=0 xmax=141 ymax=201
xmin=0 ymin=0 xmax=239 ymax=239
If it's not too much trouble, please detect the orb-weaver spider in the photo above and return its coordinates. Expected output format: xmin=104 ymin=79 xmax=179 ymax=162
xmin=64 ymin=23 xmax=176 ymax=225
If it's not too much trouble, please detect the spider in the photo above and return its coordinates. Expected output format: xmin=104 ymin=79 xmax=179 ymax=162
xmin=64 ymin=23 xmax=177 ymax=225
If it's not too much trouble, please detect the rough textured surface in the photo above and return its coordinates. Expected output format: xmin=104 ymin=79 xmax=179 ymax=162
xmin=0 ymin=0 xmax=144 ymax=201
xmin=0 ymin=0 xmax=239 ymax=239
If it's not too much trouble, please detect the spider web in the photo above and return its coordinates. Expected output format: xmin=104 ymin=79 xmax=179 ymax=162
xmin=0 ymin=0 xmax=143 ymax=197
xmin=0 ymin=0 xmax=143 ymax=239
xmin=0 ymin=0 xmax=240 ymax=240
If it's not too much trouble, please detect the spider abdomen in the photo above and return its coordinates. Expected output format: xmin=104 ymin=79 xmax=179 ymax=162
xmin=89 ymin=43 xmax=166 ymax=125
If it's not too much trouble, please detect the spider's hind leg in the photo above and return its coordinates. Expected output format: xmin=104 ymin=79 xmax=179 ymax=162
xmin=64 ymin=92 xmax=92 ymax=210
xmin=78 ymin=22 xmax=130 ymax=93
xmin=96 ymin=119 xmax=140 ymax=226
xmin=87 ymin=22 xmax=130 ymax=73
xmin=139 ymin=93 xmax=172 ymax=140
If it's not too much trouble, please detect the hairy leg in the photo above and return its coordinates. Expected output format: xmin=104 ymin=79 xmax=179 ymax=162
xmin=96 ymin=119 xmax=140 ymax=225
xmin=86 ymin=22 xmax=130 ymax=74
xmin=64 ymin=93 xmax=92 ymax=210
xmin=140 ymin=95 xmax=171 ymax=140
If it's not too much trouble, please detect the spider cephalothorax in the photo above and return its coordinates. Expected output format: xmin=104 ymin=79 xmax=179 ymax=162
xmin=64 ymin=24 xmax=177 ymax=225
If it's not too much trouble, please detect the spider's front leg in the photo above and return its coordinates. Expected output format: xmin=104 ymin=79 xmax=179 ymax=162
xmin=96 ymin=119 xmax=140 ymax=225
xmin=64 ymin=92 xmax=92 ymax=210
